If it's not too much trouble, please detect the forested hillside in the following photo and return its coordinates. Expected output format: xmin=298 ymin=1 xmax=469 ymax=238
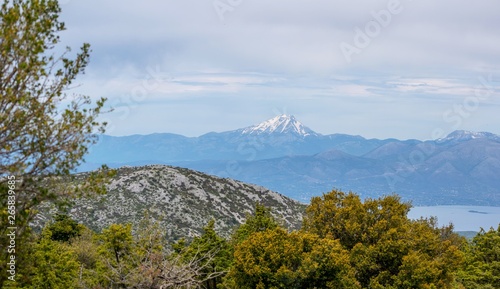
xmin=5 ymin=188 xmax=500 ymax=288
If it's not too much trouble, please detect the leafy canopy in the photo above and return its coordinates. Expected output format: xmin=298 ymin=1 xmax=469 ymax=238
xmin=458 ymin=225 xmax=500 ymax=288
xmin=302 ymin=189 xmax=465 ymax=289
xmin=0 ymin=0 xmax=108 ymax=285
xmin=228 ymin=227 xmax=360 ymax=289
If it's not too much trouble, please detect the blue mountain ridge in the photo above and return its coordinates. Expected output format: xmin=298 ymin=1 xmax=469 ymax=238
xmin=82 ymin=115 xmax=500 ymax=206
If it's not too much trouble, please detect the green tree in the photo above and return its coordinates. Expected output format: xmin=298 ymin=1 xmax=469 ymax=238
xmin=96 ymin=223 xmax=134 ymax=288
xmin=458 ymin=225 xmax=500 ymax=288
xmin=302 ymin=189 xmax=464 ymax=288
xmin=45 ymin=213 xmax=85 ymax=242
xmin=25 ymin=230 xmax=81 ymax=288
xmin=93 ymin=217 xmax=230 ymax=288
xmin=0 ymin=0 xmax=108 ymax=285
xmin=303 ymin=190 xmax=412 ymax=249
xmin=181 ymin=219 xmax=232 ymax=289
xmin=69 ymin=226 xmax=100 ymax=288
xmin=231 ymin=202 xmax=279 ymax=245
xmin=226 ymin=227 xmax=359 ymax=289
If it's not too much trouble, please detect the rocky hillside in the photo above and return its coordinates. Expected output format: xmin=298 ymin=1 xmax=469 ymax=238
xmin=35 ymin=165 xmax=306 ymax=242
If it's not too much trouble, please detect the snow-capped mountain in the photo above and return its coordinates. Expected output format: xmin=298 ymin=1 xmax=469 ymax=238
xmin=83 ymin=115 xmax=386 ymax=168
xmin=438 ymin=130 xmax=500 ymax=143
xmin=240 ymin=114 xmax=320 ymax=137
xmin=81 ymin=116 xmax=500 ymax=206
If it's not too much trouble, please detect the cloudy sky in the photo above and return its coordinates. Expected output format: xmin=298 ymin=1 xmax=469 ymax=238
xmin=58 ymin=0 xmax=500 ymax=140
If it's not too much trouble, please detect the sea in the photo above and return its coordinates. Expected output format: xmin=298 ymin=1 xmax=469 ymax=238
xmin=408 ymin=206 xmax=500 ymax=232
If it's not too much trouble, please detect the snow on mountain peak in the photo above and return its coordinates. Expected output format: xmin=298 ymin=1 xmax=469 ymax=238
xmin=438 ymin=130 xmax=500 ymax=142
xmin=241 ymin=114 xmax=319 ymax=137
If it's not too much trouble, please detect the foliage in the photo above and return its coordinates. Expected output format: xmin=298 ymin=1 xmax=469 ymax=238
xmin=0 ymin=0 xmax=106 ymax=178
xmin=302 ymin=189 xmax=465 ymax=288
xmin=231 ymin=202 xmax=279 ymax=245
xmin=226 ymin=227 xmax=359 ymax=289
xmin=6 ymin=190 xmax=499 ymax=288
xmin=76 ymin=215 xmax=230 ymax=288
xmin=45 ymin=213 xmax=85 ymax=242
xmin=0 ymin=0 xmax=108 ymax=285
xmin=302 ymin=190 xmax=412 ymax=248
xmin=69 ymin=227 xmax=100 ymax=288
xmin=178 ymin=219 xmax=232 ymax=289
xmin=25 ymin=230 xmax=81 ymax=289
xmin=457 ymin=225 xmax=500 ymax=288
xmin=96 ymin=223 xmax=135 ymax=288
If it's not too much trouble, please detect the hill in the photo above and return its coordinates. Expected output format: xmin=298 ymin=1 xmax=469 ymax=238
xmin=33 ymin=165 xmax=306 ymax=242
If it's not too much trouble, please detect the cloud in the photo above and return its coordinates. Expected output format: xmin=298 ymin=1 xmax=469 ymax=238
xmin=60 ymin=0 xmax=500 ymax=73
xmin=58 ymin=0 xmax=500 ymax=139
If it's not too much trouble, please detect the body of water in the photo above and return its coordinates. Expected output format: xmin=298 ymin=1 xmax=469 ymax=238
xmin=408 ymin=206 xmax=500 ymax=232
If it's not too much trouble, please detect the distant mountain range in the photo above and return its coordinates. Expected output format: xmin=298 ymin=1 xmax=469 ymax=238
xmin=35 ymin=165 xmax=305 ymax=243
xmin=82 ymin=115 xmax=500 ymax=206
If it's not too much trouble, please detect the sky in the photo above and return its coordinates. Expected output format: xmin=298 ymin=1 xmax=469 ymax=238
xmin=58 ymin=0 xmax=500 ymax=140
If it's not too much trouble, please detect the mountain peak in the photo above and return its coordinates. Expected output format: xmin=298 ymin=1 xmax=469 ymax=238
xmin=439 ymin=130 xmax=500 ymax=142
xmin=241 ymin=114 xmax=320 ymax=137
